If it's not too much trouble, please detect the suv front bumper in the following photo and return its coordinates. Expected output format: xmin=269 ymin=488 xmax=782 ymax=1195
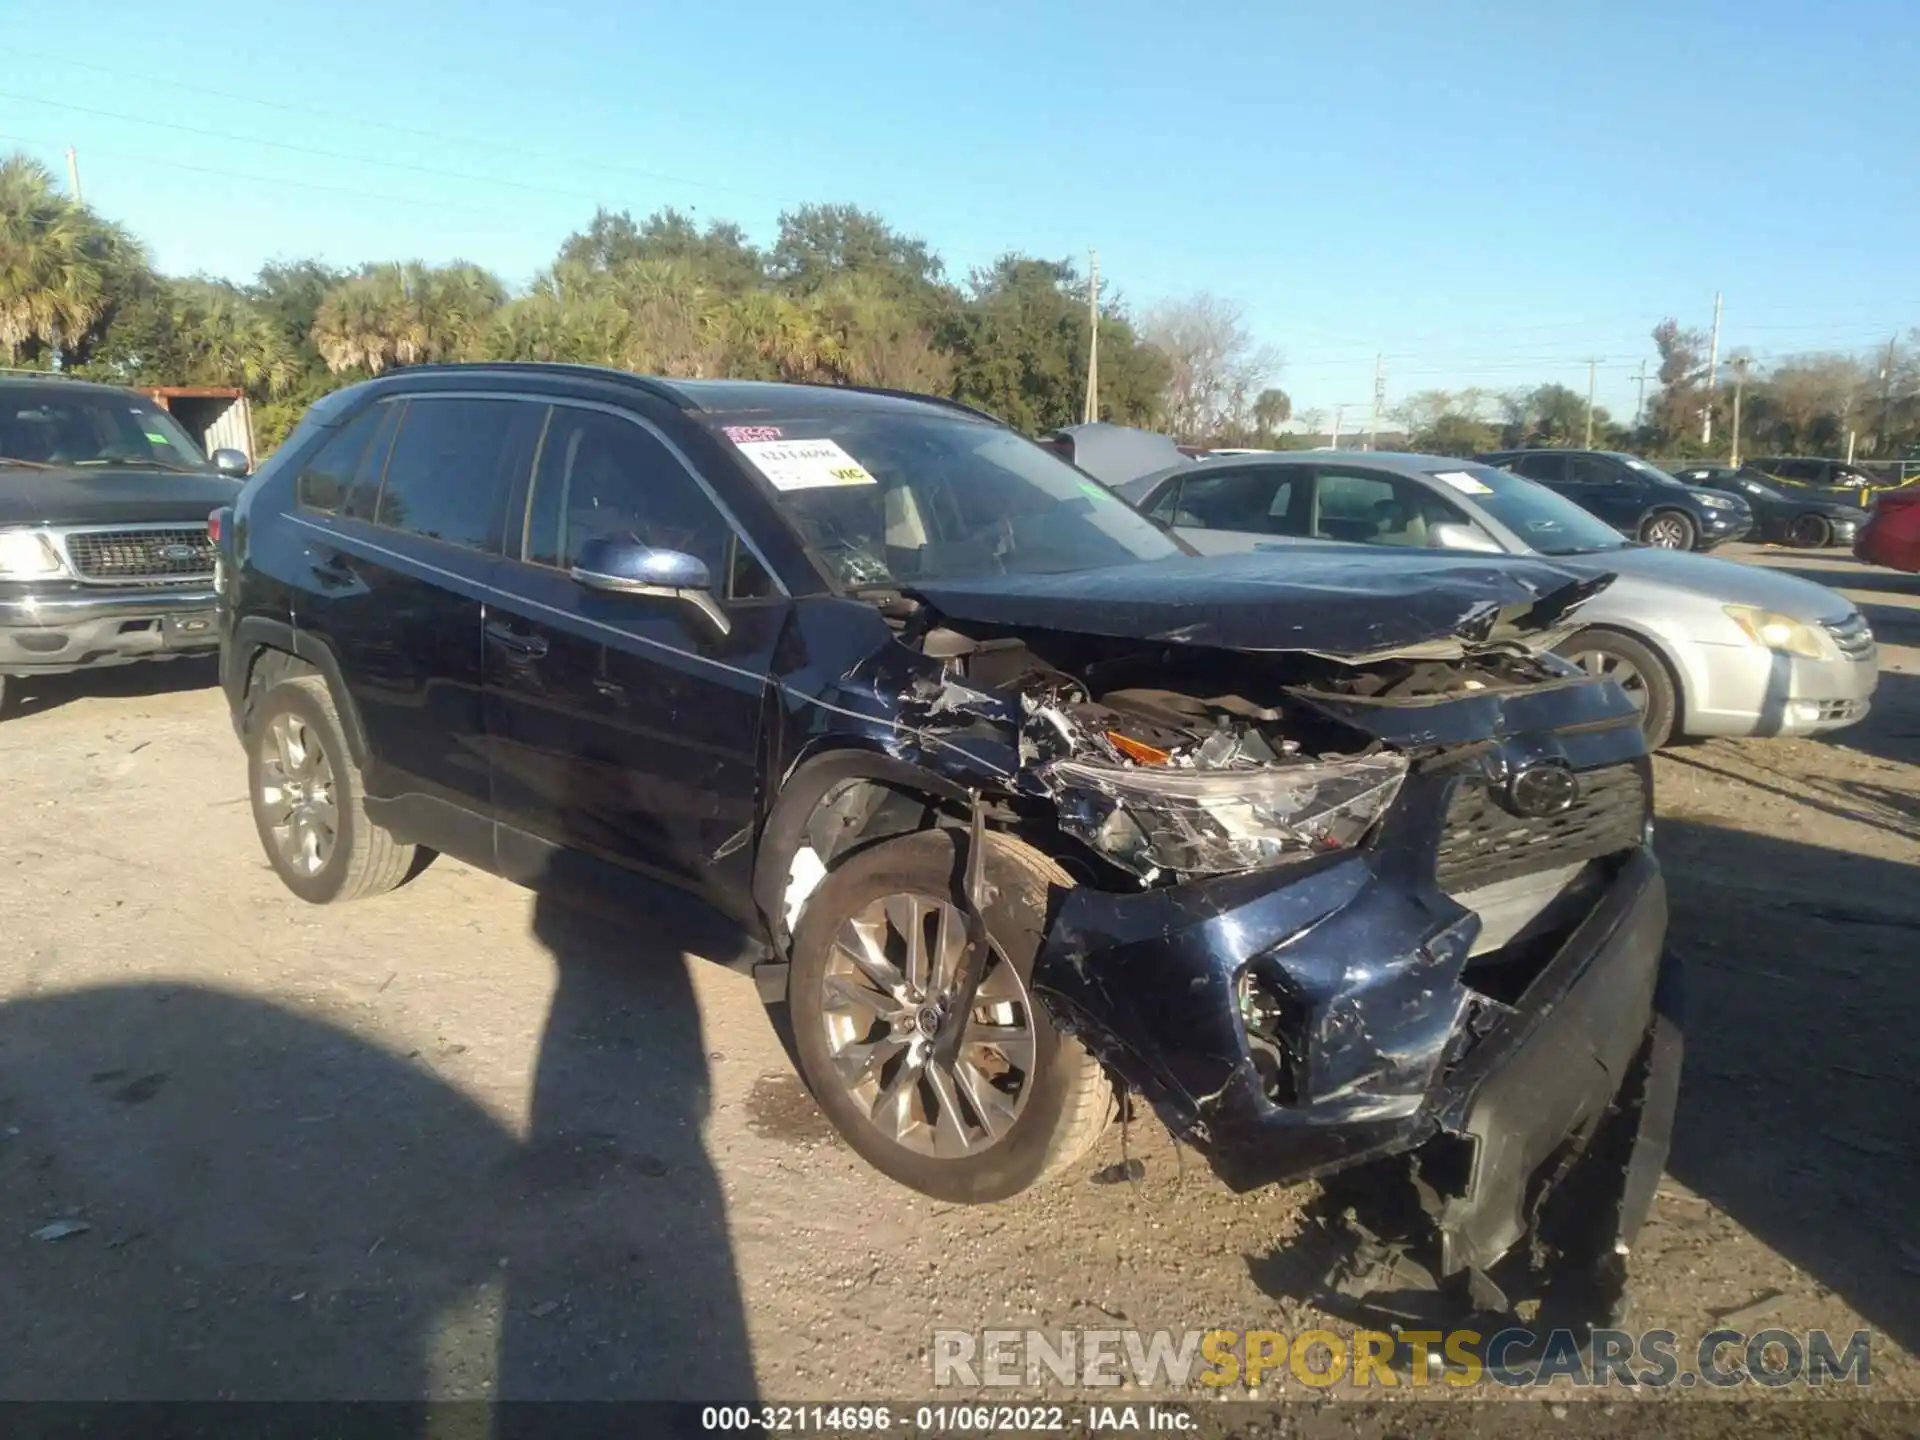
xmin=1033 ymin=843 xmax=1675 ymax=1279
xmin=0 ymin=584 xmax=220 ymax=676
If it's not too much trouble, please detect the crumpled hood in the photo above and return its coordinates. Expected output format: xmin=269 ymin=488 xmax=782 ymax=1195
xmin=0 ymin=466 xmax=241 ymax=527
xmin=906 ymin=548 xmax=1611 ymax=658
xmin=1549 ymin=544 xmax=1856 ymax=621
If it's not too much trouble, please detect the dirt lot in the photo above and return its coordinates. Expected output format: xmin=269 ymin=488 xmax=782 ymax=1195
xmin=0 ymin=542 xmax=1915 ymax=1414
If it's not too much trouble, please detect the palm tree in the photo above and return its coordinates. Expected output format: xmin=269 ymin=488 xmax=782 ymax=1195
xmin=0 ymin=152 xmax=149 ymax=365
xmin=168 ymin=280 xmax=298 ymax=396
xmin=312 ymin=261 xmax=506 ymax=374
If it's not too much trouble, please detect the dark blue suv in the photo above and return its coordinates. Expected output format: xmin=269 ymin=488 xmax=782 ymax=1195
xmin=214 ymin=364 xmax=1678 ymax=1327
xmin=1477 ymin=449 xmax=1752 ymax=551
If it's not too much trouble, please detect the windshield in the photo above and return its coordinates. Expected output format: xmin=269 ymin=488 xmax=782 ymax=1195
xmin=704 ymin=409 xmax=1185 ymax=587
xmin=1618 ymin=455 xmax=1689 ymax=488
xmin=0 ymin=388 xmax=212 ymax=472
xmin=1426 ymin=463 xmax=1629 ymax=555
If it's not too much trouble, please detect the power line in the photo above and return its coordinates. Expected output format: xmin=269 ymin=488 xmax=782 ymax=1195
xmin=0 ymin=131 xmax=521 ymax=218
xmin=1 ymin=53 xmax=804 ymax=206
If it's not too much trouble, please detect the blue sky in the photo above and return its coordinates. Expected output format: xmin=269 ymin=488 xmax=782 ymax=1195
xmin=5 ymin=0 xmax=1917 ymax=420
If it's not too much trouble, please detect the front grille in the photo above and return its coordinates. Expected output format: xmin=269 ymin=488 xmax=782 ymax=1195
xmin=1822 ymin=612 xmax=1875 ymax=662
xmin=1435 ymin=762 xmax=1647 ymax=894
xmin=61 ymin=527 xmax=214 ymax=584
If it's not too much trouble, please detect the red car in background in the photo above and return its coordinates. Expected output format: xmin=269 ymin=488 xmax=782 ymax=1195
xmin=1855 ymin=486 xmax=1920 ymax=573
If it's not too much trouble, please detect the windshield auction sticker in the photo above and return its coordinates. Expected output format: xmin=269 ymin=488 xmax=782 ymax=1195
xmin=733 ymin=437 xmax=878 ymax=491
xmin=1432 ymin=470 xmax=1495 ymax=495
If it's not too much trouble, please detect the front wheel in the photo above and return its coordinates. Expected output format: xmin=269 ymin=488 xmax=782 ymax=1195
xmin=1786 ymin=513 xmax=1833 ymax=549
xmin=787 ymin=828 xmax=1114 ymax=1204
xmin=1556 ymin=629 xmax=1679 ymax=750
xmin=1640 ymin=510 xmax=1697 ymax=550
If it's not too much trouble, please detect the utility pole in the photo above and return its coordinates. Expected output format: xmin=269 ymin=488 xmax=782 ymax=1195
xmin=1632 ymin=358 xmax=1649 ymax=434
xmin=1880 ymin=333 xmax=1898 ymax=456
xmin=1730 ymin=356 xmax=1748 ymax=467
xmin=1367 ymin=354 xmax=1384 ymax=451
xmin=1081 ymin=251 xmax=1100 ymax=425
xmin=1584 ymin=357 xmax=1604 ymax=448
xmin=1330 ymin=403 xmax=1346 ymax=449
xmin=1701 ymin=289 xmax=1722 ymax=445
xmin=64 ymin=147 xmax=82 ymax=204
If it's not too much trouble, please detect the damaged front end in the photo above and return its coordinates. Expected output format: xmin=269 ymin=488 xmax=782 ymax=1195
xmin=844 ymin=558 xmax=1679 ymax=1324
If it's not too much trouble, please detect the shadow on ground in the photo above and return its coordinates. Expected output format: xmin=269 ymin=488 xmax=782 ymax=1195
xmin=1655 ymin=815 xmax=1919 ymax=1357
xmin=2 ymin=655 xmax=221 ymax=719
xmin=0 ymin=903 xmax=755 ymax=1404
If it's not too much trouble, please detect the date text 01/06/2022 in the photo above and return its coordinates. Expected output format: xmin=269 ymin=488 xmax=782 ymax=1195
xmin=699 ymin=1403 xmax=1197 ymax=1433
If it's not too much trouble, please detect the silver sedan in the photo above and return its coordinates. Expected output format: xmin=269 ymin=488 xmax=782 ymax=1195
xmin=1117 ymin=452 xmax=1879 ymax=748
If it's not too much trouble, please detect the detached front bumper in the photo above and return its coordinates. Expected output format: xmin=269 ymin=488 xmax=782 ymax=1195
xmin=1033 ymin=843 xmax=1674 ymax=1269
xmin=0 ymin=584 xmax=220 ymax=676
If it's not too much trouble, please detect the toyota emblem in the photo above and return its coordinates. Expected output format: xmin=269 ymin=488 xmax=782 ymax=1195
xmin=1504 ymin=760 xmax=1580 ymax=818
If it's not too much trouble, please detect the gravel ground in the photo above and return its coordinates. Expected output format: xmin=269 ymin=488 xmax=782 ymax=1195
xmin=0 ymin=542 xmax=1915 ymax=1419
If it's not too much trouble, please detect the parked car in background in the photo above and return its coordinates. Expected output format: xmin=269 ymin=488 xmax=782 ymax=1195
xmin=1747 ymin=456 xmax=1886 ymax=502
xmin=1120 ymin=452 xmax=1877 ymax=749
xmin=1475 ymin=449 xmax=1753 ymax=551
xmin=0 ymin=376 xmax=250 ymax=715
xmin=1668 ymin=465 xmax=1868 ymax=548
xmin=1855 ymin=485 xmax=1920 ymax=572
xmin=215 ymin=365 xmax=1679 ymax=1327
xmin=1038 ymin=421 xmax=1192 ymax=488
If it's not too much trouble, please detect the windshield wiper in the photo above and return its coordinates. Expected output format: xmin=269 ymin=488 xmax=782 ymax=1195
xmin=73 ymin=457 xmax=207 ymax=474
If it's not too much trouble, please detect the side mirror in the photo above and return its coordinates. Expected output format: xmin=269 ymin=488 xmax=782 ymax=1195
xmin=570 ymin=537 xmax=730 ymax=637
xmin=1428 ymin=522 xmax=1505 ymax=554
xmin=211 ymin=448 xmax=251 ymax=477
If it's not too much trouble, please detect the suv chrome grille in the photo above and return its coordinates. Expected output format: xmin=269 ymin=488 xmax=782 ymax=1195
xmin=1822 ymin=612 xmax=1875 ymax=662
xmin=1435 ymin=763 xmax=1647 ymax=894
xmin=60 ymin=526 xmax=214 ymax=584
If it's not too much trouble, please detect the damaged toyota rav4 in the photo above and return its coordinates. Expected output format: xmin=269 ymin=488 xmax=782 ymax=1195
xmin=216 ymin=365 xmax=1681 ymax=1325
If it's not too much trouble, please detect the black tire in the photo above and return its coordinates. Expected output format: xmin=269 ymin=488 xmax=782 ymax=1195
xmin=247 ymin=676 xmax=422 ymax=904
xmin=788 ymin=828 xmax=1114 ymax=1204
xmin=1555 ymin=629 xmax=1679 ymax=750
xmin=0 ymin=674 xmax=11 ymax=719
xmin=1639 ymin=510 xmax=1697 ymax=551
xmin=1786 ymin=513 xmax=1833 ymax=549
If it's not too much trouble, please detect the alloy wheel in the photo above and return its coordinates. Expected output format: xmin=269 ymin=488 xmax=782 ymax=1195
xmin=819 ymin=892 xmax=1036 ymax=1158
xmin=1569 ymin=649 xmax=1649 ymax=713
xmin=259 ymin=713 xmax=339 ymax=876
xmin=1645 ymin=516 xmax=1690 ymax=549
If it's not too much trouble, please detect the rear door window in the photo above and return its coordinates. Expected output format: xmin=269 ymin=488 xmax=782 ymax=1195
xmin=1166 ymin=467 xmax=1289 ymax=532
xmin=1509 ymin=452 xmax=1568 ymax=485
xmin=374 ymin=398 xmax=545 ymax=553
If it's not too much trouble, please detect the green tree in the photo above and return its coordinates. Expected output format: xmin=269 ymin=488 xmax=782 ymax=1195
xmin=1251 ymin=387 xmax=1292 ymax=440
xmin=558 ymin=207 xmax=763 ymax=293
xmin=0 ymin=152 xmax=150 ymax=366
xmin=312 ymin=261 xmax=505 ymax=374
xmin=941 ymin=255 xmax=1167 ymax=433
xmin=769 ymin=203 xmax=946 ymax=306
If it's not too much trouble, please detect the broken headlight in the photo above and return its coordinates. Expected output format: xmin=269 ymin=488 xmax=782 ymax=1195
xmin=1047 ymin=753 xmax=1408 ymax=878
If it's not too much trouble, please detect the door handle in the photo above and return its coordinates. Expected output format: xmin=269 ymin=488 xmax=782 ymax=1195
xmin=484 ymin=621 xmax=548 ymax=659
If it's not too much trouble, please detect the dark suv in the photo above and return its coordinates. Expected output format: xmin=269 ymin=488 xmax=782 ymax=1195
xmin=0 ymin=376 xmax=250 ymax=713
xmin=1476 ymin=449 xmax=1752 ymax=550
xmin=1747 ymin=456 xmax=1884 ymax=500
xmin=217 ymin=364 xmax=1679 ymax=1324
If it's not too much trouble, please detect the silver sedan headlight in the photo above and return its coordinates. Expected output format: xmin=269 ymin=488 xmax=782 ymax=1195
xmin=0 ymin=528 xmax=69 ymax=580
xmin=1724 ymin=604 xmax=1827 ymax=659
xmin=1047 ymin=754 xmax=1409 ymax=878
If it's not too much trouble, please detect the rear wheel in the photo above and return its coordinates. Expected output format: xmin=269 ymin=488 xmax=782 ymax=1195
xmin=1786 ymin=513 xmax=1833 ymax=549
xmin=1556 ymin=629 xmax=1678 ymax=750
xmin=248 ymin=676 xmax=422 ymax=904
xmin=788 ymin=828 xmax=1113 ymax=1203
xmin=1640 ymin=510 xmax=1696 ymax=550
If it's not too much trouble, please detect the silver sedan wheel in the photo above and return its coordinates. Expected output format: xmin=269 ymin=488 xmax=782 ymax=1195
xmin=820 ymin=892 xmax=1036 ymax=1159
xmin=259 ymin=713 xmax=339 ymax=876
xmin=1644 ymin=515 xmax=1691 ymax=549
xmin=1569 ymin=648 xmax=1650 ymax=713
